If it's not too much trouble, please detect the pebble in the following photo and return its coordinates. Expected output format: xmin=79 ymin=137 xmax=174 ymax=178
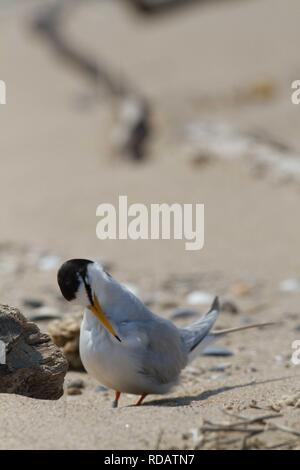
xmin=67 ymin=387 xmax=82 ymax=396
xmin=208 ymin=363 xmax=230 ymax=372
xmin=95 ymin=385 xmax=109 ymax=393
xmin=169 ymin=308 xmax=199 ymax=321
xmin=29 ymin=307 xmax=61 ymax=322
xmin=23 ymin=298 xmax=44 ymax=309
xmin=243 ymin=80 xmax=276 ymax=101
xmin=67 ymin=378 xmax=85 ymax=390
xmin=230 ymin=282 xmax=252 ymax=297
xmin=185 ymin=366 xmax=202 ymax=376
xmin=279 ymin=278 xmax=300 ymax=293
xmin=148 ymin=291 xmax=179 ymax=309
xmin=271 ymin=392 xmax=300 ymax=410
xmin=202 ymin=346 xmax=234 ymax=357
xmin=186 ymin=291 xmax=214 ymax=306
xmin=38 ymin=255 xmax=60 ymax=271
xmin=221 ymin=300 xmax=239 ymax=314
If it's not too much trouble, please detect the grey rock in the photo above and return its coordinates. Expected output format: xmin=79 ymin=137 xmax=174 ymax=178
xmin=28 ymin=307 xmax=62 ymax=322
xmin=0 ymin=304 xmax=68 ymax=399
xmin=201 ymin=345 xmax=234 ymax=357
xmin=67 ymin=378 xmax=85 ymax=390
xmin=66 ymin=387 xmax=82 ymax=396
xmin=208 ymin=363 xmax=230 ymax=372
xmin=95 ymin=385 xmax=108 ymax=393
xmin=169 ymin=308 xmax=199 ymax=321
xmin=221 ymin=300 xmax=239 ymax=314
xmin=23 ymin=298 xmax=44 ymax=309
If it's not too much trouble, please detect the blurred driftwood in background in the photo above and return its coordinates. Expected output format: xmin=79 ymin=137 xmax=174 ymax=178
xmin=125 ymin=0 xmax=200 ymax=15
xmin=29 ymin=0 xmax=208 ymax=160
xmin=31 ymin=0 xmax=151 ymax=161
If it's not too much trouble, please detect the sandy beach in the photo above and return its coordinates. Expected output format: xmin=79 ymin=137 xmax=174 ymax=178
xmin=1 ymin=0 xmax=300 ymax=450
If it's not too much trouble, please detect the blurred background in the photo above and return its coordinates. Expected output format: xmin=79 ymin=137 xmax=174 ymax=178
xmin=0 ymin=0 xmax=299 ymax=277
xmin=0 ymin=0 xmax=300 ymax=311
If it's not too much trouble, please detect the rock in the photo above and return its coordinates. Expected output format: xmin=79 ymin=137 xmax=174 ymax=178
xmin=169 ymin=308 xmax=199 ymax=321
xmin=279 ymin=278 xmax=300 ymax=293
xmin=67 ymin=387 xmax=82 ymax=396
xmin=66 ymin=379 xmax=85 ymax=396
xmin=270 ymin=392 xmax=300 ymax=411
xmin=48 ymin=314 xmax=83 ymax=370
xmin=0 ymin=304 xmax=68 ymax=399
xmin=95 ymin=385 xmax=109 ymax=393
xmin=201 ymin=345 xmax=234 ymax=357
xmin=145 ymin=291 xmax=179 ymax=309
xmin=221 ymin=300 xmax=239 ymax=314
xmin=208 ymin=363 xmax=230 ymax=372
xmin=38 ymin=255 xmax=60 ymax=271
xmin=242 ymin=80 xmax=276 ymax=102
xmin=67 ymin=378 xmax=85 ymax=390
xmin=186 ymin=291 xmax=214 ymax=306
xmin=23 ymin=298 xmax=44 ymax=309
xmin=230 ymin=282 xmax=252 ymax=297
xmin=28 ymin=307 xmax=62 ymax=322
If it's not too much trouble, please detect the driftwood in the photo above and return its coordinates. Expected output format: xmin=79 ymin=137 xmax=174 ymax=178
xmin=31 ymin=0 xmax=151 ymax=160
xmin=0 ymin=305 xmax=68 ymax=400
xmin=191 ymin=410 xmax=300 ymax=450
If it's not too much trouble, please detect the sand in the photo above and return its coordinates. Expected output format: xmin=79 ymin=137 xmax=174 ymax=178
xmin=0 ymin=0 xmax=300 ymax=449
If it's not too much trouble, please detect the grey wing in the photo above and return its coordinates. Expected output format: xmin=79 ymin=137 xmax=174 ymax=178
xmin=180 ymin=297 xmax=220 ymax=354
xmin=141 ymin=318 xmax=188 ymax=385
xmin=120 ymin=317 xmax=188 ymax=387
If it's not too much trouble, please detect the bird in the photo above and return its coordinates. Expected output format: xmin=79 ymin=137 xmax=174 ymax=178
xmin=57 ymin=259 xmax=275 ymax=407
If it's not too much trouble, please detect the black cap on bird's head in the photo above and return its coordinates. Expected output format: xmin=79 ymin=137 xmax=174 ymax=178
xmin=57 ymin=258 xmax=93 ymax=303
xmin=57 ymin=258 xmax=121 ymax=342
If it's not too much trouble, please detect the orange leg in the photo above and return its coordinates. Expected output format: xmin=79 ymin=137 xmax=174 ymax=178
xmin=112 ymin=391 xmax=121 ymax=408
xmin=135 ymin=394 xmax=147 ymax=406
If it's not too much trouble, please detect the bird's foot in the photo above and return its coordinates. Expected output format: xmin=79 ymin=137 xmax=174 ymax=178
xmin=112 ymin=390 xmax=121 ymax=408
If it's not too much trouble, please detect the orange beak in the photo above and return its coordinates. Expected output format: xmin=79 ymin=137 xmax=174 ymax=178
xmin=88 ymin=293 xmax=121 ymax=342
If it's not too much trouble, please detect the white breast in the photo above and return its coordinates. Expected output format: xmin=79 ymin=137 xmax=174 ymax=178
xmin=79 ymin=310 xmax=153 ymax=394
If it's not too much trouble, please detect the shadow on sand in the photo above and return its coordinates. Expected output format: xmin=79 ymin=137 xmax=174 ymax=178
xmin=142 ymin=374 xmax=299 ymax=407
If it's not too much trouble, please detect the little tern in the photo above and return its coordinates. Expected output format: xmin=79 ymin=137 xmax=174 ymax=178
xmin=57 ymin=259 xmax=274 ymax=407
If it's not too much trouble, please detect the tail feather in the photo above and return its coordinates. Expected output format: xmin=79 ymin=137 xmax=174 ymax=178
xmin=180 ymin=297 xmax=278 ymax=362
xmin=180 ymin=297 xmax=220 ymax=354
